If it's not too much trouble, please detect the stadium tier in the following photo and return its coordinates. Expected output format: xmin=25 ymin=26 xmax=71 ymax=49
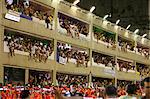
xmin=0 ymin=0 xmax=150 ymax=88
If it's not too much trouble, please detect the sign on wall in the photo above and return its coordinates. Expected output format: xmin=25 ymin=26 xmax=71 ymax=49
xmin=5 ymin=10 xmax=21 ymax=22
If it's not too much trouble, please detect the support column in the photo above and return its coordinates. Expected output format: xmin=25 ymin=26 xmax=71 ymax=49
xmin=52 ymin=70 xmax=57 ymax=86
xmin=25 ymin=69 xmax=29 ymax=84
xmin=115 ymin=32 xmax=118 ymax=52
xmin=51 ymin=0 xmax=59 ymax=31
xmin=52 ymin=29 xmax=57 ymax=86
xmin=114 ymin=27 xmax=118 ymax=87
xmin=89 ymin=49 xmax=92 ymax=67
xmin=89 ymin=14 xmax=94 ymax=41
xmin=89 ymin=13 xmax=94 ymax=67
xmin=148 ymin=0 xmax=150 ymax=39
xmin=53 ymin=39 xmax=57 ymax=61
xmin=88 ymin=72 xmax=92 ymax=88
xmin=0 ymin=0 xmax=4 ymax=84
xmin=133 ymin=61 xmax=137 ymax=72
xmin=114 ymin=56 xmax=118 ymax=87
xmin=51 ymin=0 xmax=58 ymax=86
xmin=0 ymin=66 xmax=4 ymax=84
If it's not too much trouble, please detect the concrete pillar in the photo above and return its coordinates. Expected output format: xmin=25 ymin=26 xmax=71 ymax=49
xmin=114 ymin=56 xmax=118 ymax=87
xmin=50 ymin=0 xmax=58 ymax=86
xmin=89 ymin=14 xmax=94 ymax=41
xmin=115 ymin=32 xmax=118 ymax=52
xmin=88 ymin=72 xmax=92 ymax=88
xmin=25 ymin=69 xmax=29 ymax=84
xmin=52 ymin=39 xmax=57 ymax=86
xmin=89 ymin=49 xmax=92 ymax=67
xmin=0 ymin=0 xmax=3 ymax=84
xmin=133 ymin=61 xmax=137 ymax=72
xmin=148 ymin=0 xmax=150 ymax=39
xmin=53 ymin=39 xmax=57 ymax=61
xmin=89 ymin=13 xmax=94 ymax=67
xmin=114 ymin=28 xmax=118 ymax=87
xmin=0 ymin=66 xmax=4 ymax=84
xmin=52 ymin=0 xmax=59 ymax=31
xmin=52 ymin=70 xmax=56 ymax=86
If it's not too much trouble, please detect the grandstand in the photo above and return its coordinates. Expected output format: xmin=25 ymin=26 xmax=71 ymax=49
xmin=0 ymin=0 xmax=150 ymax=91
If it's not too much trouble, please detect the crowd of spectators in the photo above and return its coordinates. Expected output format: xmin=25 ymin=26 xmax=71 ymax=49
xmin=56 ymin=74 xmax=88 ymax=88
xmin=0 ymin=76 xmax=148 ymax=99
xmin=58 ymin=13 xmax=89 ymax=39
xmin=117 ymin=80 xmax=133 ymax=97
xmin=118 ymin=37 xmax=150 ymax=59
xmin=57 ymin=42 xmax=89 ymax=67
xmin=117 ymin=59 xmax=135 ymax=72
xmin=93 ymin=30 xmax=116 ymax=49
xmin=137 ymin=64 xmax=150 ymax=79
xmin=5 ymin=0 xmax=54 ymax=29
xmin=4 ymin=33 xmax=53 ymax=62
xmin=118 ymin=37 xmax=135 ymax=52
xmin=136 ymin=45 xmax=150 ymax=59
xmin=92 ymin=78 xmax=113 ymax=88
xmin=29 ymin=71 xmax=52 ymax=87
xmin=117 ymin=80 xmax=132 ymax=88
xmin=92 ymin=52 xmax=115 ymax=68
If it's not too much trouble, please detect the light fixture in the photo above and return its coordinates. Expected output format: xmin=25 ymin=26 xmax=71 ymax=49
xmin=90 ymin=6 xmax=95 ymax=13
xmin=134 ymin=29 xmax=139 ymax=34
xmin=73 ymin=0 xmax=80 ymax=6
xmin=126 ymin=24 xmax=131 ymax=30
xmin=115 ymin=19 xmax=120 ymax=25
xmin=142 ymin=34 xmax=147 ymax=38
xmin=103 ymin=14 xmax=111 ymax=20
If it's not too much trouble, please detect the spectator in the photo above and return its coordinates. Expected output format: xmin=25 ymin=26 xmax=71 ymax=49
xmin=57 ymin=42 xmax=89 ymax=67
xmin=92 ymin=52 xmax=115 ymax=68
xmin=20 ymin=90 xmax=30 ymax=99
xmin=93 ymin=28 xmax=116 ymax=49
xmin=5 ymin=1 xmax=54 ymax=30
xmin=58 ymin=13 xmax=89 ymax=39
xmin=119 ymin=84 xmax=139 ymax=99
xmin=137 ymin=64 xmax=150 ymax=79
xmin=4 ymin=33 xmax=53 ymax=62
xmin=142 ymin=77 xmax=150 ymax=99
xmin=105 ymin=85 xmax=118 ymax=99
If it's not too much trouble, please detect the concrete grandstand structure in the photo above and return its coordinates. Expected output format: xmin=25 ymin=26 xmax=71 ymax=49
xmin=0 ymin=0 xmax=149 ymax=87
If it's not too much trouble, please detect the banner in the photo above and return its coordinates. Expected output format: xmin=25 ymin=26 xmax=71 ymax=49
xmin=59 ymin=56 xmax=67 ymax=65
xmin=5 ymin=10 xmax=21 ymax=22
xmin=5 ymin=13 xmax=20 ymax=22
xmin=104 ymin=68 xmax=115 ymax=76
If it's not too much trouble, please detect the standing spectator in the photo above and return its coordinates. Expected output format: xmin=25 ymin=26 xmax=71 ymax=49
xmin=119 ymin=84 xmax=139 ymax=99
xmin=20 ymin=90 xmax=30 ymax=99
xmin=105 ymin=85 xmax=118 ymax=99
xmin=142 ymin=77 xmax=150 ymax=99
xmin=45 ymin=13 xmax=50 ymax=29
